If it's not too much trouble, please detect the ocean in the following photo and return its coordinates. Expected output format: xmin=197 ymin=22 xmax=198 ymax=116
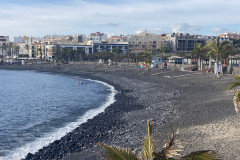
xmin=0 ymin=70 xmax=116 ymax=160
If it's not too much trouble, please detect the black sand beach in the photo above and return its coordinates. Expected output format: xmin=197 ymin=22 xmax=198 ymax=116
xmin=0 ymin=64 xmax=238 ymax=160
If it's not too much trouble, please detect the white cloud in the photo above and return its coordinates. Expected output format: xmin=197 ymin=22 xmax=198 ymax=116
xmin=135 ymin=28 xmax=146 ymax=34
xmin=152 ymin=28 xmax=164 ymax=33
xmin=212 ymin=27 xmax=228 ymax=34
xmin=0 ymin=0 xmax=240 ymax=38
xmin=170 ymin=22 xmax=201 ymax=33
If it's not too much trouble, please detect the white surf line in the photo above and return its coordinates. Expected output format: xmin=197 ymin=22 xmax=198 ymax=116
xmin=3 ymin=77 xmax=117 ymax=160
xmin=164 ymin=73 xmax=202 ymax=78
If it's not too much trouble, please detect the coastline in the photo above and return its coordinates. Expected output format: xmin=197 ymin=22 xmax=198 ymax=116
xmin=0 ymin=64 xmax=239 ymax=160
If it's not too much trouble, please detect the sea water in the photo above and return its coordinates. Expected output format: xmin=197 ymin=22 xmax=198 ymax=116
xmin=0 ymin=70 xmax=116 ymax=160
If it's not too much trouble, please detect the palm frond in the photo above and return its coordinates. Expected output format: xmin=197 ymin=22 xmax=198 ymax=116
xmin=152 ymin=152 xmax=176 ymax=160
xmin=233 ymin=90 xmax=240 ymax=113
xmin=228 ymin=81 xmax=240 ymax=90
xmin=147 ymin=119 xmax=154 ymax=135
xmin=234 ymin=75 xmax=240 ymax=81
xmin=99 ymin=143 xmax=139 ymax=160
xmin=154 ymin=129 xmax=183 ymax=159
xmin=181 ymin=150 xmax=220 ymax=160
xmin=237 ymin=91 xmax=240 ymax=99
xmin=220 ymin=41 xmax=230 ymax=47
xmin=143 ymin=119 xmax=155 ymax=160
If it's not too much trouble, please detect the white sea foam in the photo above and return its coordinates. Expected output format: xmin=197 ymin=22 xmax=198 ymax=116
xmin=1 ymin=78 xmax=117 ymax=160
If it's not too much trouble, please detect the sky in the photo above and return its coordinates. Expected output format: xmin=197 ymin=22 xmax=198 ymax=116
xmin=0 ymin=0 xmax=239 ymax=39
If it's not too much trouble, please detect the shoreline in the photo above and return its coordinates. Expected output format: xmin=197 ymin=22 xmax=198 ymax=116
xmin=2 ymin=70 xmax=118 ymax=160
xmin=0 ymin=64 xmax=239 ymax=160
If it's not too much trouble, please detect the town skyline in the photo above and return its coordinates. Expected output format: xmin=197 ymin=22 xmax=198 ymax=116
xmin=0 ymin=0 xmax=239 ymax=39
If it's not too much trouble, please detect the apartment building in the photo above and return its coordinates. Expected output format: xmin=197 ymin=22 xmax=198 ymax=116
xmin=59 ymin=44 xmax=93 ymax=55
xmin=108 ymin=35 xmax=129 ymax=44
xmin=14 ymin=36 xmax=31 ymax=43
xmin=167 ymin=33 xmax=206 ymax=53
xmin=88 ymin=32 xmax=108 ymax=43
xmin=0 ymin=36 xmax=9 ymax=45
xmin=219 ymin=32 xmax=240 ymax=40
xmin=15 ymin=43 xmax=31 ymax=57
xmin=42 ymin=34 xmax=87 ymax=45
xmin=128 ymin=31 xmax=163 ymax=54
xmin=0 ymin=36 xmax=10 ymax=56
xmin=93 ymin=43 xmax=128 ymax=54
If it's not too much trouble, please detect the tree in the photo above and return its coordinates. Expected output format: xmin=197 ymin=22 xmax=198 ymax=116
xmin=8 ymin=43 xmax=13 ymax=57
xmin=206 ymin=37 xmax=231 ymax=78
xmin=228 ymin=75 xmax=240 ymax=113
xmin=113 ymin=47 xmax=119 ymax=63
xmin=143 ymin=48 xmax=153 ymax=64
xmin=221 ymin=44 xmax=234 ymax=65
xmin=70 ymin=49 xmax=76 ymax=61
xmin=18 ymin=54 xmax=29 ymax=58
xmin=37 ymin=46 xmax=43 ymax=59
xmin=1 ymin=44 xmax=8 ymax=57
xmin=76 ymin=47 xmax=86 ymax=62
xmin=100 ymin=119 xmax=218 ymax=160
xmin=192 ymin=43 xmax=207 ymax=70
xmin=25 ymin=44 xmax=30 ymax=57
xmin=86 ymin=51 xmax=113 ymax=61
xmin=63 ymin=48 xmax=71 ymax=62
xmin=43 ymin=46 xmax=47 ymax=59
xmin=53 ymin=45 xmax=62 ymax=62
xmin=177 ymin=51 xmax=186 ymax=58
xmin=157 ymin=46 xmax=170 ymax=69
xmin=0 ymin=45 xmax=2 ymax=56
xmin=13 ymin=45 xmax=20 ymax=58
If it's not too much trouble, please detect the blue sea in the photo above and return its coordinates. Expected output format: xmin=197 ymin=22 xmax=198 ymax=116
xmin=0 ymin=70 xmax=116 ymax=160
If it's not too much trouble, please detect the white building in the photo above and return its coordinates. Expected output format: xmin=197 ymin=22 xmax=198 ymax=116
xmin=16 ymin=42 xmax=33 ymax=58
xmin=88 ymin=32 xmax=108 ymax=43
xmin=166 ymin=33 xmax=206 ymax=53
xmin=14 ymin=36 xmax=31 ymax=43
xmin=0 ymin=36 xmax=10 ymax=56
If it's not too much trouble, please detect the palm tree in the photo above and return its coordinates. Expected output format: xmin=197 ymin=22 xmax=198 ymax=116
xmin=158 ymin=46 xmax=170 ymax=69
xmin=70 ymin=49 xmax=76 ymax=62
xmin=76 ymin=47 xmax=85 ymax=62
xmin=25 ymin=44 xmax=30 ymax=57
xmin=1 ymin=44 xmax=8 ymax=57
xmin=100 ymin=119 xmax=219 ymax=160
xmin=228 ymin=75 xmax=240 ymax=113
xmin=13 ymin=45 xmax=20 ymax=58
xmin=63 ymin=48 xmax=71 ymax=62
xmin=113 ymin=47 xmax=119 ymax=64
xmin=191 ymin=43 xmax=206 ymax=70
xmin=37 ymin=46 xmax=43 ymax=59
xmin=0 ymin=45 xmax=2 ymax=56
xmin=143 ymin=48 xmax=153 ymax=65
xmin=206 ymin=37 xmax=231 ymax=78
xmin=143 ymin=119 xmax=155 ymax=160
xmin=53 ymin=44 xmax=62 ymax=62
xmin=8 ymin=43 xmax=13 ymax=57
